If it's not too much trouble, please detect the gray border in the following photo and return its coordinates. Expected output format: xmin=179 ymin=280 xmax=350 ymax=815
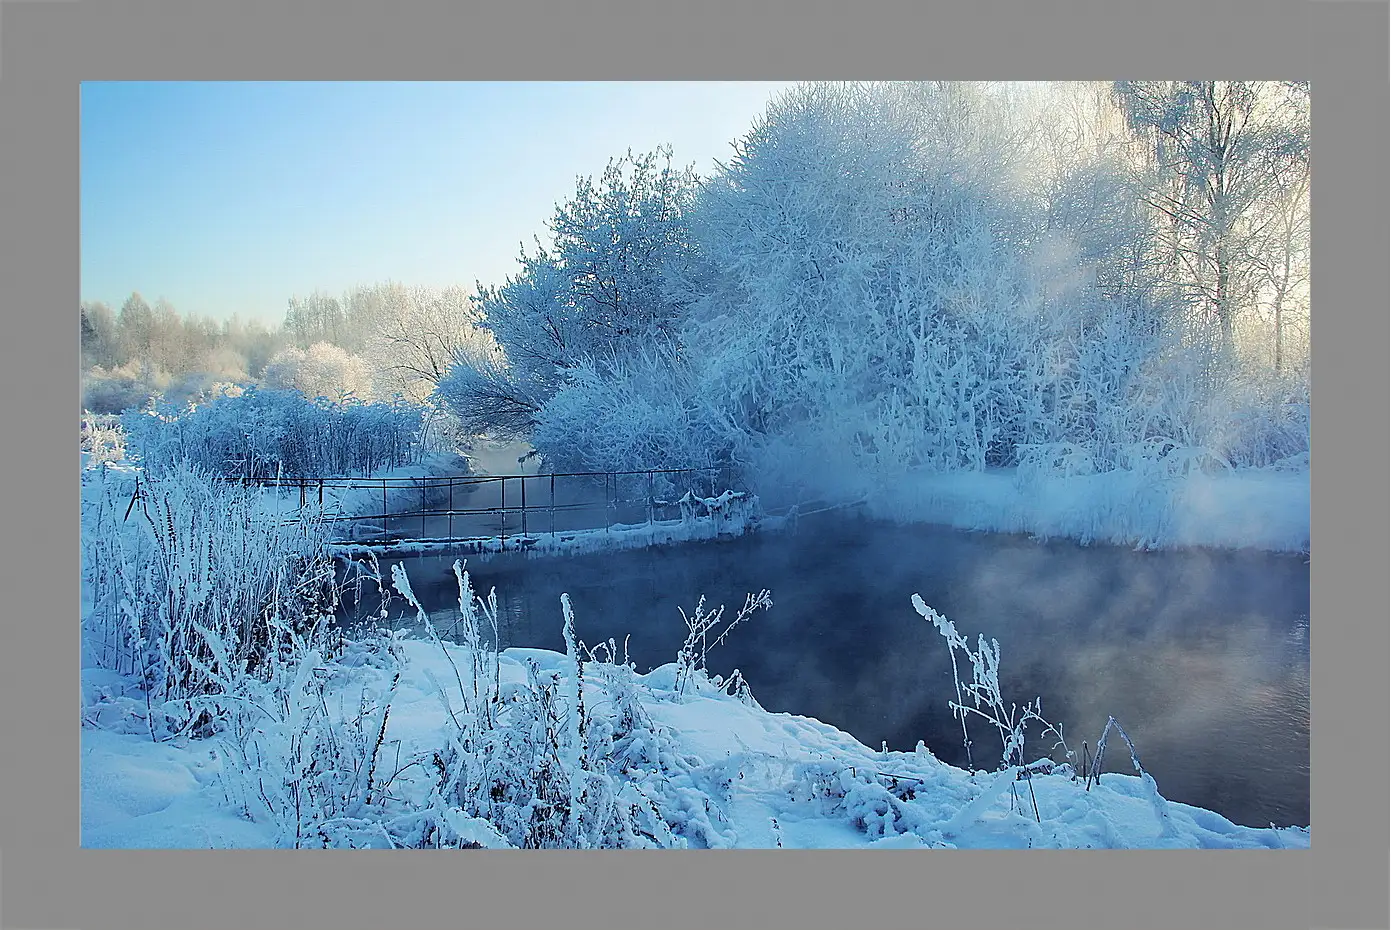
xmin=2 ymin=0 xmax=1384 ymax=928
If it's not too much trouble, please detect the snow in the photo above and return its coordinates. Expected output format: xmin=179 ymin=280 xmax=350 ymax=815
xmin=80 ymin=633 xmax=1309 ymax=849
xmin=81 ymin=726 xmax=274 ymax=849
xmin=851 ymin=465 xmax=1309 ymax=554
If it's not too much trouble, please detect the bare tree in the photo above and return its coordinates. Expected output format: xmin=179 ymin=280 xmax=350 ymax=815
xmin=1112 ymin=81 xmax=1310 ymax=367
xmin=363 ymin=284 xmax=499 ymax=403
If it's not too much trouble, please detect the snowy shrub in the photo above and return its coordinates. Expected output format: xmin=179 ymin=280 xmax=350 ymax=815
xmin=530 ymin=347 xmax=732 ymax=474
xmin=210 ymin=632 xmax=408 ymax=849
xmin=1192 ymin=374 xmax=1310 ymax=470
xmin=1015 ymin=442 xmax=1098 ymax=492
xmin=121 ymin=387 xmax=425 ymax=479
xmin=81 ymin=463 xmax=337 ymax=737
xmin=384 ymin=563 xmax=652 ymax=848
xmin=158 ymin=371 xmax=248 ymax=409
xmin=81 ymin=411 xmax=126 ymax=467
xmin=82 ymin=362 xmax=167 ymax=414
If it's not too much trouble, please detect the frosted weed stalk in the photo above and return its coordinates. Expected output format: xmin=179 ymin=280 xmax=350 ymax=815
xmin=911 ymin=594 xmax=1071 ymax=774
xmin=674 ymin=589 xmax=773 ymax=697
xmin=386 ymin=561 xmax=637 ymax=848
xmin=370 ymin=562 xmax=754 ymax=848
xmin=207 ymin=627 xmax=407 ymax=849
xmin=912 ymin=594 xmax=1179 ymax=831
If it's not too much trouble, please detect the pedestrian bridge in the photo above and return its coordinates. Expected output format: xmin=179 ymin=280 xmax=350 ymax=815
xmin=256 ymin=465 xmax=746 ymax=548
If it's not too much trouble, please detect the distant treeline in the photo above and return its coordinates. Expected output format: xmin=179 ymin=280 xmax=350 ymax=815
xmin=80 ymin=283 xmax=497 ymax=414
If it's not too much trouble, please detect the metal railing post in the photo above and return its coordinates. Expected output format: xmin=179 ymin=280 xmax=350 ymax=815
xmin=647 ymin=470 xmax=654 ymax=526
xmin=521 ymin=474 xmax=528 ymax=536
xmin=448 ymin=476 xmax=454 ymax=541
xmin=500 ymin=476 xmax=506 ymax=548
xmin=550 ymin=474 xmax=556 ymax=537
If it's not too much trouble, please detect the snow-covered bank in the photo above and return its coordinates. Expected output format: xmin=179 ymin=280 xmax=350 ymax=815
xmin=80 ymin=635 xmax=1309 ymax=850
xmin=855 ymin=466 xmax=1309 ymax=554
xmin=330 ymin=491 xmax=760 ymax=560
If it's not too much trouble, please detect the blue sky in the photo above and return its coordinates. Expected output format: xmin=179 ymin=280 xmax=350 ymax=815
xmin=81 ymin=81 xmax=795 ymax=325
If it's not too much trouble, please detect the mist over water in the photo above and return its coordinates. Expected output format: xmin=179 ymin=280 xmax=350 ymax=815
xmin=342 ymin=512 xmax=1310 ymax=829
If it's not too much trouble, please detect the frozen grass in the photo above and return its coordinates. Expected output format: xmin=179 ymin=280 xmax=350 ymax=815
xmin=80 ymin=411 xmax=125 ymax=466
xmin=81 ymin=560 xmax=1309 ymax=847
xmin=81 ymin=463 xmax=339 ymax=739
xmin=82 ymin=627 xmax=1310 ymax=849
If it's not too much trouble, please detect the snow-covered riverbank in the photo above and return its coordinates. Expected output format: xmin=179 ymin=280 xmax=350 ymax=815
xmin=80 ymin=633 xmax=1309 ymax=849
xmin=767 ymin=463 xmax=1310 ymax=555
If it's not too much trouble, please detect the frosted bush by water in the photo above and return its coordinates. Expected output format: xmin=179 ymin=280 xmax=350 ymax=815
xmin=121 ymin=387 xmax=426 ymax=480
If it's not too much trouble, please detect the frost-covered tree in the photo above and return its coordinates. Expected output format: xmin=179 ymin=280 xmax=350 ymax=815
xmin=284 ymin=291 xmax=349 ymax=351
xmin=436 ymin=147 xmax=702 ymax=439
xmin=263 ymin=341 xmax=373 ymax=402
xmin=148 ymin=297 xmax=191 ymax=375
xmin=117 ymin=292 xmax=156 ymax=366
xmin=426 ymin=81 xmax=1305 ymax=487
xmin=675 ymin=82 xmax=1167 ymax=491
xmin=221 ymin=313 xmax=281 ymax=379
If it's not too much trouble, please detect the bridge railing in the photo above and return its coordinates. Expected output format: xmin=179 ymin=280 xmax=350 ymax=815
xmin=246 ymin=465 xmax=742 ymax=544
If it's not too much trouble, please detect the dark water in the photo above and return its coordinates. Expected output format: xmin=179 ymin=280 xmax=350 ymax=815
xmin=340 ymin=513 xmax=1310 ymax=829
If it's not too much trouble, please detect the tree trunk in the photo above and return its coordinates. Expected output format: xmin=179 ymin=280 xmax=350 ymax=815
xmin=1216 ymin=243 xmax=1232 ymax=354
xmin=1274 ymin=300 xmax=1283 ymax=375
